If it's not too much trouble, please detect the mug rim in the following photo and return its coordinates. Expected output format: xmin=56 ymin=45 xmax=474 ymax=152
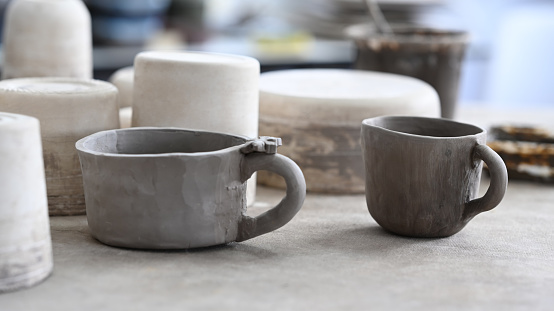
xmin=362 ymin=116 xmax=486 ymax=140
xmin=345 ymin=23 xmax=470 ymax=45
xmin=76 ymin=127 xmax=250 ymax=158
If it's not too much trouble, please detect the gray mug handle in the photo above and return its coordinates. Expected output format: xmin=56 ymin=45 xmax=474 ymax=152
xmin=464 ymin=144 xmax=508 ymax=219
xmin=236 ymin=153 xmax=306 ymax=242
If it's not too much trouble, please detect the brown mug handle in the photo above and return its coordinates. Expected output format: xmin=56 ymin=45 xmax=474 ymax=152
xmin=464 ymin=144 xmax=508 ymax=219
xmin=236 ymin=152 xmax=306 ymax=242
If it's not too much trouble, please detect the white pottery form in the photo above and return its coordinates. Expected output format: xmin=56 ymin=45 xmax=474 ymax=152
xmin=109 ymin=66 xmax=134 ymax=108
xmin=258 ymin=69 xmax=440 ymax=194
xmin=119 ymin=107 xmax=132 ymax=129
xmin=0 ymin=78 xmax=120 ymax=215
xmin=1 ymin=0 xmax=92 ymax=79
xmin=0 ymin=112 xmax=53 ymax=293
xmin=76 ymin=128 xmax=306 ymax=249
xmin=132 ymin=51 xmax=260 ymax=204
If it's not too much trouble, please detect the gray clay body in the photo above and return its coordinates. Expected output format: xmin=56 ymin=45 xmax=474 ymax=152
xmin=361 ymin=116 xmax=508 ymax=238
xmin=76 ymin=128 xmax=306 ymax=249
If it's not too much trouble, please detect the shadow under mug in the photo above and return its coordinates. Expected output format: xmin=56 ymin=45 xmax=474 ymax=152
xmin=361 ymin=116 xmax=508 ymax=238
xmin=76 ymin=128 xmax=306 ymax=249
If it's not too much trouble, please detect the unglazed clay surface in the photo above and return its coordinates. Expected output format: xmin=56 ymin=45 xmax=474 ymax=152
xmin=131 ymin=51 xmax=260 ymax=204
xmin=0 ymin=113 xmax=52 ymax=293
xmin=258 ymin=69 xmax=440 ymax=193
xmin=109 ymin=66 xmax=134 ymax=108
xmin=0 ymin=78 xmax=120 ymax=215
xmin=361 ymin=116 xmax=508 ymax=237
xmin=1 ymin=0 xmax=92 ymax=79
xmin=76 ymin=128 xmax=305 ymax=249
xmin=119 ymin=107 xmax=132 ymax=129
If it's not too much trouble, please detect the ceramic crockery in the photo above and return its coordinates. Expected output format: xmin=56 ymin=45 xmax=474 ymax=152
xmin=76 ymin=127 xmax=306 ymax=249
xmin=346 ymin=25 xmax=469 ymax=119
xmin=0 ymin=78 xmax=120 ymax=215
xmin=258 ymin=69 xmax=439 ymax=194
xmin=2 ymin=0 xmax=92 ymax=79
xmin=361 ymin=116 xmax=508 ymax=237
xmin=0 ymin=113 xmax=52 ymax=293
xmin=132 ymin=50 xmax=260 ymax=204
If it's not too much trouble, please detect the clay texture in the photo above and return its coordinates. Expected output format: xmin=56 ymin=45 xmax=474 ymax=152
xmin=0 ymin=78 xmax=120 ymax=215
xmin=361 ymin=116 xmax=508 ymax=237
xmin=258 ymin=69 xmax=440 ymax=194
xmin=76 ymin=128 xmax=305 ymax=249
xmin=1 ymin=0 xmax=92 ymax=79
xmin=131 ymin=51 xmax=260 ymax=204
xmin=109 ymin=66 xmax=134 ymax=108
xmin=0 ymin=113 xmax=52 ymax=293
xmin=119 ymin=107 xmax=132 ymax=129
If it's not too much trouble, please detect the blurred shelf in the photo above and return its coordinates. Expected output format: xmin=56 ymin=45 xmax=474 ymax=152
xmin=92 ymin=37 xmax=355 ymax=72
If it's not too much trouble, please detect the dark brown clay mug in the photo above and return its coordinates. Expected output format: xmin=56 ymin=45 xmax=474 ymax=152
xmin=361 ymin=116 xmax=508 ymax=238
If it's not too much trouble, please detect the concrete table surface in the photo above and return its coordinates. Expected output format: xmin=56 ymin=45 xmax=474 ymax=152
xmin=1 ymin=105 xmax=553 ymax=310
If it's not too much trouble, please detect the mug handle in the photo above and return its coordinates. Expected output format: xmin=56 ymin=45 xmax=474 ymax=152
xmin=463 ymin=144 xmax=508 ymax=219
xmin=236 ymin=137 xmax=306 ymax=242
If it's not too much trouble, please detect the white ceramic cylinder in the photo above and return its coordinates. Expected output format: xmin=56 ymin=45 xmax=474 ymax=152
xmin=109 ymin=66 xmax=134 ymax=108
xmin=0 ymin=112 xmax=52 ymax=293
xmin=132 ymin=51 xmax=260 ymax=203
xmin=119 ymin=107 xmax=133 ymax=129
xmin=1 ymin=0 xmax=92 ymax=79
xmin=258 ymin=69 xmax=440 ymax=194
xmin=0 ymin=78 xmax=120 ymax=215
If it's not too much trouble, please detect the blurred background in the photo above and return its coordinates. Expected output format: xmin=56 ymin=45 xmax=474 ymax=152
xmin=0 ymin=0 xmax=552 ymax=109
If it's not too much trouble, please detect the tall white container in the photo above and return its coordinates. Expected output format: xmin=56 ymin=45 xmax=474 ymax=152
xmin=1 ymin=0 xmax=92 ymax=79
xmin=132 ymin=51 xmax=260 ymax=204
xmin=0 ymin=112 xmax=53 ymax=293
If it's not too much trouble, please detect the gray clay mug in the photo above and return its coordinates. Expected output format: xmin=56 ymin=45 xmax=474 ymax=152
xmin=361 ymin=116 xmax=508 ymax=238
xmin=76 ymin=128 xmax=306 ymax=249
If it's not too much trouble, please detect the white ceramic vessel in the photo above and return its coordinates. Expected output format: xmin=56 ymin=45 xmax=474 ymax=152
xmin=109 ymin=66 xmax=134 ymax=108
xmin=258 ymin=69 xmax=441 ymax=194
xmin=0 ymin=78 xmax=120 ymax=215
xmin=132 ymin=51 xmax=260 ymax=204
xmin=119 ymin=107 xmax=133 ymax=129
xmin=0 ymin=112 xmax=53 ymax=293
xmin=1 ymin=0 xmax=92 ymax=79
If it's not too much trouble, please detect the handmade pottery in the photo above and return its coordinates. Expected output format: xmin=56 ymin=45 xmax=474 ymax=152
xmin=0 ymin=112 xmax=52 ymax=293
xmin=119 ymin=107 xmax=132 ymax=129
xmin=76 ymin=128 xmax=306 ymax=249
xmin=345 ymin=24 xmax=469 ymax=119
xmin=132 ymin=50 xmax=260 ymax=204
xmin=109 ymin=66 xmax=134 ymax=108
xmin=0 ymin=78 xmax=120 ymax=216
xmin=258 ymin=68 xmax=440 ymax=194
xmin=1 ymin=0 xmax=92 ymax=79
xmin=361 ymin=116 xmax=508 ymax=238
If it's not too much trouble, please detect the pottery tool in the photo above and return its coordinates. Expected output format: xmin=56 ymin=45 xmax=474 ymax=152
xmin=363 ymin=0 xmax=393 ymax=36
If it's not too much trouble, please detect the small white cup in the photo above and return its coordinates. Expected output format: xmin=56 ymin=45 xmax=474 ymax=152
xmin=0 ymin=112 xmax=53 ymax=293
